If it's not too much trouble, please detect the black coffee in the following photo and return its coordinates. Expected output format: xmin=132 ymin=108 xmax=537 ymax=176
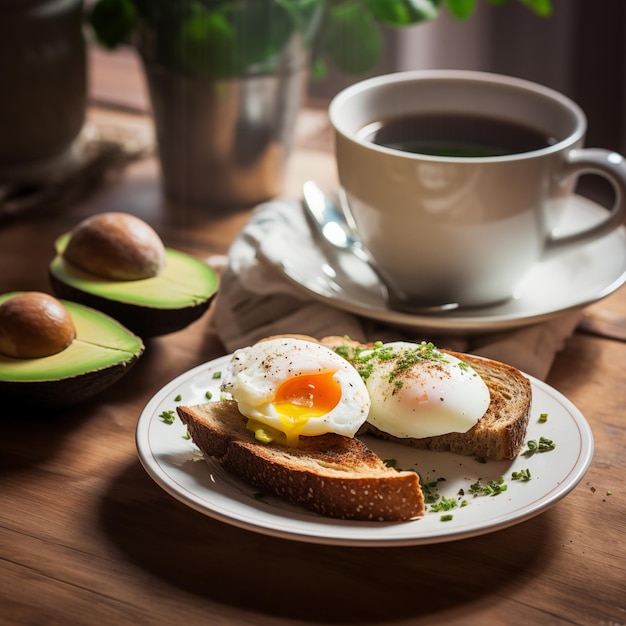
xmin=361 ymin=112 xmax=555 ymax=157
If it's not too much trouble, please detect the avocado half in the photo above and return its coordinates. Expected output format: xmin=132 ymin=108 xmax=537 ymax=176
xmin=49 ymin=234 xmax=219 ymax=337
xmin=0 ymin=293 xmax=144 ymax=407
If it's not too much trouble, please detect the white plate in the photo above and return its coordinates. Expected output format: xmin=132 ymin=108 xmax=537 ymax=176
xmin=273 ymin=195 xmax=626 ymax=333
xmin=136 ymin=354 xmax=594 ymax=547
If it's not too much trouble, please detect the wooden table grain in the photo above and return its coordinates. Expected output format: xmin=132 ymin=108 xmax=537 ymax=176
xmin=1 ymin=105 xmax=625 ymax=626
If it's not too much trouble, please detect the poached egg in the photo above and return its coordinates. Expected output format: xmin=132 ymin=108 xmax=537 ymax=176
xmin=340 ymin=340 xmax=491 ymax=439
xmin=220 ymin=337 xmax=370 ymax=445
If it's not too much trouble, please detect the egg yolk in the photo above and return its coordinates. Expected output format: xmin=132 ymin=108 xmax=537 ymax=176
xmin=271 ymin=370 xmax=342 ymax=443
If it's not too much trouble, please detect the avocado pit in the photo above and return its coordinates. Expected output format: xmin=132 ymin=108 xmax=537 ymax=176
xmin=62 ymin=212 xmax=166 ymax=280
xmin=0 ymin=291 xmax=144 ymax=407
xmin=49 ymin=212 xmax=219 ymax=337
xmin=0 ymin=292 xmax=76 ymax=359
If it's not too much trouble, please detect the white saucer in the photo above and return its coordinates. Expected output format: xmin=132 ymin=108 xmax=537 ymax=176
xmin=274 ymin=195 xmax=626 ymax=333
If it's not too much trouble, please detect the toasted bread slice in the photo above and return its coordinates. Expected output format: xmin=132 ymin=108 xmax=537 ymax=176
xmin=320 ymin=336 xmax=532 ymax=461
xmin=176 ymin=400 xmax=425 ymax=522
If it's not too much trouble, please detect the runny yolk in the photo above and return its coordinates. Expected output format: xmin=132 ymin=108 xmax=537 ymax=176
xmin=272 ymin=370 xmax=342 ymax=444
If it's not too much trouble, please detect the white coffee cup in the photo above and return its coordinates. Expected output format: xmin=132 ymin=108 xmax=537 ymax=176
xmin=329 ymin=69 xmax=626 ymax=308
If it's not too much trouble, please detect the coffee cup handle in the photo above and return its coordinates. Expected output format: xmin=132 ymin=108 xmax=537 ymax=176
xmin=546 ymin=148 xmax=626 ymax=256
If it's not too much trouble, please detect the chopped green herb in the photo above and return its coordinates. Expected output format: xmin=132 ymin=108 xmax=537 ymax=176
xmin=538 ymin=436 xmax=555 ymax=450
xmin=522 ymin=436 xmax=556 ymax=456
xmin=212 ymin=371 xmax=222 ymax=379
xmin=334 ymin=346 xmax=350 ymax=359
xmin=387 ymin=342 xmax=448 ymax=391
xmin=606 ymin=491 xmax=613 ymax=496
xmin=160 ymin=409 xmax=176 ymax=424
xmin=429 ymin=495 xmax=459 ymax=512
xmin=440 ymin=514 xmax=454 ymax=522
xmin=418 ymin=475 xmax=467 ymax=513
xmin=468 ymin=476 xmax=508 ymax=497
xmin=538 ymin=412 xmax=548 ymax=422
xmin=183 ymin=430 xmax=191 ymax=440
xmin=333 ymin=340 xmax=450 ymax=393
xmin=419 ymin=474 xmax=442 ymax=505
xmin=205 ymin=390 xmax=213 ymax=400
xmin=512 ymin=468 xmax=532 ymax=482
xmin=383 ymin=458 xmax=397 ymax=468
xmin=474 ymin=456 xmax=487 ymax=464
xmin=174 ymin=394 xmax=182 ymax=402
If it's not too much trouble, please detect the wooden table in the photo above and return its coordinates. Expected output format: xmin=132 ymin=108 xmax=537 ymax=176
xmin=1 ymin=105 xmax=624 ymax=626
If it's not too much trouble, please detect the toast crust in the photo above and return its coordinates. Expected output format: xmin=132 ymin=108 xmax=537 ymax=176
xmin=177 ymin=400 xmax=425 ymax=522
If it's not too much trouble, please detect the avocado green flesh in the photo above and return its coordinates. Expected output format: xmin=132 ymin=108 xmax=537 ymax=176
xmin=50 ymin=236 xmax=218 ymax=309
xmin=0 ymin=296 xmax=143 ymax=382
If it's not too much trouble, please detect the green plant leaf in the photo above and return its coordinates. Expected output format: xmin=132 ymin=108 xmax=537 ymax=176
xmin=486 ymin=0 xmax=552 ymax=16
xmin=322 ymin=1 xmax=383 ymax=75
xmin=276 ymin=0 xmax=324 ymax=43
xmin=87 ymin=0 xmax=136 ymax=49
xmin=444 ymin=0 xmax=476 ymax=20
xmin=516 ymin=0 xmax=552 ymax=16
xmin=228 ymin=0 xmax=296 ymax=68
xmin=367 ymin=0 xmax=441 ymax=26
xmin=309 ymin=56 xmax=327 ymax=80
xmin=162 ymin=0 xmax=302 ymax=78
xmin=177 ymin=9 xmax=239 ymax=77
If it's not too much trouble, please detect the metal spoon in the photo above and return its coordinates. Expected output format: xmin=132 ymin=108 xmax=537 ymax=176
xmin=302 ymin=180 xmax=459 ymax=315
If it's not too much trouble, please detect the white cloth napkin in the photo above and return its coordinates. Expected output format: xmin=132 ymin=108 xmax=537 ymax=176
xmin=210 ymin=199 xmax=581 ymax=380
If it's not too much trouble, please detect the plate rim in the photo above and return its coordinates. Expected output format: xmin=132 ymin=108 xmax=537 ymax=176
xmin=136 ymin=355 xmax=594 ymax=548
xmin=273 ymin=194 xmax=626 ymax=333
